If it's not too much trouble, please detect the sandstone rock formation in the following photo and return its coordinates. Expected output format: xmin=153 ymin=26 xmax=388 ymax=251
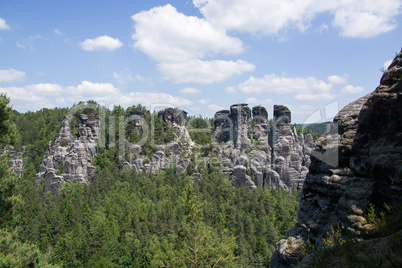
xmin=37 ymin=103 xmax=312 ymax=193
xmin=36 ymin=114 xmax=99 ymax=194
xmin=3 ymin=146 xmax=24 ymax=178
xmin=271 ymin=50 xmax=402 ymax=267
xmin=214 ymin=104 xmax=313 ymax=191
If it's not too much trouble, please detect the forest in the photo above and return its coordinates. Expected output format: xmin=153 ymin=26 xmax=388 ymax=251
xmin=0 ymin=95 xmax=301 ymax=267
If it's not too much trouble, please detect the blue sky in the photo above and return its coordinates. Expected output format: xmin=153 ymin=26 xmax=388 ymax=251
xmin=0 ymin=0 xmax=401 ymax=123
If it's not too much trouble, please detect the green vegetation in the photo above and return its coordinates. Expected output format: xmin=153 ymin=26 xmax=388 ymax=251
xmin=187 ymin=116 xmax=213 ymax=145
xmin=294 ymin=122 xmax=331 ymax=139
xmin=298 ymin=203 xmax=402 ymax=267
xmin=0 ymin=94 xmax=58 ymax=267
xmin=5 ymin=100 xmax=301 ymax=267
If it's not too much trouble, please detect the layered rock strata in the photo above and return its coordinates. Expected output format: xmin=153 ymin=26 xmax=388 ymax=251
xmin=214 ymin=104 xmax=313 ymax=191
xmin=271 ymin=50 xmax=402 ymax=267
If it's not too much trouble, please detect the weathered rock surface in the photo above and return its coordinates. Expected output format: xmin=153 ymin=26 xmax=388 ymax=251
xmin=3 ymin=146 xmax=24 ymax=178
xmin=36 ymin=114 xmax=99 ymax=194
xmin=158 ymin=107 xmax=187 ymax=127
xmin=271 ymin=50 xmax=402 ymax=267
xmin=36 ymin=103 xmax=312 ymax=193
xmin=213 ymin=104 xmax=312 ymax=190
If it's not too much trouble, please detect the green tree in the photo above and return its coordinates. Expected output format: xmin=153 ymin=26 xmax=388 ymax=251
xmin=150 ymin=183 xmax=238 ymax=267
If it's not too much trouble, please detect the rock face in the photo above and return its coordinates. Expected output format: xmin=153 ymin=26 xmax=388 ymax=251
xmin=36 ymin=103 xmax=312 ymax=193
xmin=158 ymin=107 xmax=187 ymax=126
xmin=3 ymin=147 xmax=24 ymax=178
xmin=213 ymin=104 xmax=312 ymax=191
xmin=36 ymin=114 xmax=99 ymax=194
xmin=272 ymin=105 xmax=307 ymax=190
xmin=271 ymin=50 xmax=402 ymax=267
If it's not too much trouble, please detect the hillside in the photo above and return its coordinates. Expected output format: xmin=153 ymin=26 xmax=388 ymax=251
xmin=1 ymin=100 xmax=311 ymax=267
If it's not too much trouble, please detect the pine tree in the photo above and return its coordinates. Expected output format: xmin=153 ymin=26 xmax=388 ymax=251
xmin=150 ymin=183 xmax=238 ymax=267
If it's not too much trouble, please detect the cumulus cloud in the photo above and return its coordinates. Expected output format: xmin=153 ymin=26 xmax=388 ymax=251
xmin=245 ymin=97 xmax=272 ymax=105
xmin=159 ymin=59 xmax=255 ymax=84
xmin=328 ymin=75 xmax=348 ymax=84
xmin=1 ymin=81 xmax=192 ymax=112
xmin=193 ymin=0 xmax=401 ymax=38
xmin=225 ymin=86 xmax=236 ymax=93
xmin=179 ymin=87 xmax=201 ymax=94
xmin=238 ymin=74 xmax=335 ymax=101
xmin=131 ymin=4 xmax=243 ymax=62
xmin=81 ymin=35 xmax=123 ymax=51
xmin=0 ymin=68 xmax=26 ymax=83
xmin=383 ymin=59 xmax=393 ymax=70
xmin=131 ymin=4 xmax=253 ymax=83
xmin=341 ymin=85 xmax=364 ymax=94
xmin=239 ymin=74 xmax=332 ymax=93
xmin=295 ymin=92 xmax=335 ymax=101
xmin=198 ymin=99 xmax=210 ymax=104
xmin=208 ymin=104 xmax=225 ymax=111
xmin=0 ymin=18 xmax=9 ymax=30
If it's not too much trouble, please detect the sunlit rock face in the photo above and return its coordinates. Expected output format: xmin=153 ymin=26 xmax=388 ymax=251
xmin=271 ymin=50 xmax=402 ymax=268
xmin=37 ymin=114 xmax=99 ymax=194
xmin=213 ymin=103 xmax=313 ymax=191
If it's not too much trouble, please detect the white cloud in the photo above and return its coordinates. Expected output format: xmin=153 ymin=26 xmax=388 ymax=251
xmin=238 ymin=74 xmax=336 ymax=102
xmin=67 ymin=81 xmax=120 ymax=97
xmin=383 ymin=59 xmax=393 ymax=70
xmin=25 ymin=83 xmax=63 ymax=95
xmin=159 ymin=59 xmax=255 ymax=84
xmin=0 ymin=68 xmax=26 ymax=83
xmin=208 ymin=104 xmax=225 ymax=111
xmin=341 ymin=85 xmax=364 ymax=94
xmin=246 ymin=98 xmax=259 ymax=104
xmin=0 ymin=18 xmax=9 ymax=30
xmin=113 ymin=71 xmax=150 ymax=85
xmin=198 ymin=99 xmax=210 ymax=104
xmin=193 ymin=0 xmax=401 ymax=38
xmin=1 ymin=86 xmax=63 ymax=111
xmin=81 ymin=35 xmax=123 ymax=51
xmin=122 ymin=92 xmax=192 ymax=107
xmin=225 ymin=86 xmax=236 ymax=93
xmin=179 ymin=87 xmax=201 ymax=94
xmin=1 ymin=81 xmax=192 ymax=112
xmin=239 ymin=74 xmax=332 ymax=94
xmin=295 ymin=92 xmax=335 ymax=101
xmin=54 ymin=29 xmax=62 ymax=36
xmin=332 ymin=1 xmax=400 ymax=38
xmin=245 ymin=97 xmax=273 ymax=105
xmin=113 ymin=72 xmax=125 ymax=84
xmin=328 ymin=75 xmax=348 ymax=84
xmin=131 ymin=4 xmax=252 ymax=84
xmin=131 ymin=4 xmax=243 ymax=62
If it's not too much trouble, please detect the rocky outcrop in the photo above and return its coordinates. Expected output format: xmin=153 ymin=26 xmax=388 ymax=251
xmin=272 ymin=105 xmax=307 ymax=190
xmin=271 ymin=50 xmax=402 ymax=267
xmin=36 ymin=114 xmax=99 ymax=194
xmin=214 ymin=104 xmax=312 ymax=190
xmin=158 ymin=107 xmax=187 ymax=127
xmin=230 ymin=104 xmax=252 ymax=150
xmin=3 ymin=146 xmax=24 ymax=178
xmin=37 ymin=103 xmax=312 ymax=193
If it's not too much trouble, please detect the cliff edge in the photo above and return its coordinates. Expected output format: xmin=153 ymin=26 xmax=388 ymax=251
xmin=271 ymin=49 xmax=402 ymax=267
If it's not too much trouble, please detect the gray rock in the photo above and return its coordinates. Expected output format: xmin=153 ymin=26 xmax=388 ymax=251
xmin=158 ymin=107 xmax=187 ymax=126
xmin=231 ymin=165 xmax=256 ymax=190
xmin=37 ymin=114 xmax=99 ymax=194
xmin=271 ymin=50 xmax=402 ymax=267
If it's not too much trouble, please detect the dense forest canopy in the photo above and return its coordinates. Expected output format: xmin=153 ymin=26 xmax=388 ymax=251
xmin=1 ymin=99 xmax=302 ymax=267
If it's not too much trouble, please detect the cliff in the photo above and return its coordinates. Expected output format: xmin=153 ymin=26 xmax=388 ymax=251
xmin=271 ymin=50 xmax=402 ymax=267
xmin=36 ymin=113 xmax=99 ymax=194
xmin=35 ymin=102 xmax=313 ymax=193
